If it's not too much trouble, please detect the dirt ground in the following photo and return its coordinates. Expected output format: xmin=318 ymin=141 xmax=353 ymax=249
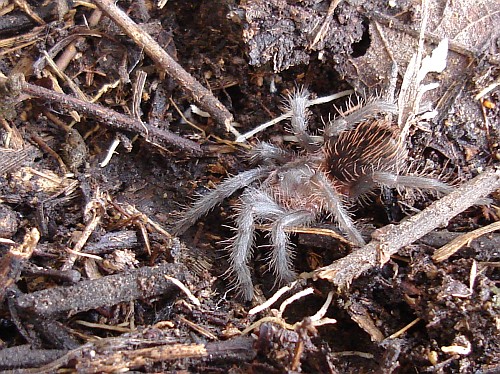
xmin=0 ymin=0 xmax=499 ymax=373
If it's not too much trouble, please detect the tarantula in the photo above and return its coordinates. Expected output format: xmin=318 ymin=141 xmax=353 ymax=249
xmin=174 ymin=88 xmax=453 ymax=301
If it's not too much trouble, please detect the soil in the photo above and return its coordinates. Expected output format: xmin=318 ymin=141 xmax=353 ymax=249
xmin=0 ymin=0 xmax=499 ymax=373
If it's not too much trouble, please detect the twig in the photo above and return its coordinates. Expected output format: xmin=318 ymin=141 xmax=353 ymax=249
xmin=15 ymin=262 xmax=188 ymax=316
xmin=312 ymin=167 xmax=500 ymax=288
xmin=93 ymin=0 xmax=237 ymax=136
xmin=30 ymin=133 xmax=69 ymax=173
xmin=278 ymin=288 xmax=314 ymax=316
xmin=309 ymin=0 xmax=343 ymax=49
xmin=0 ymin=345 xmax=68 ymax=371
xmin=70 ymin=336 xmax=255 ymax=373
xmin=346 ymin=300 xmax=385 ymax=342
xmin=310 ymin=291 xmax=334 ymax=322
xmin=169 ymin=97 xmax=207 ymax=137
xmin=179 ymin=316 xmax=217 ymax=340
xmin=242 ymin=288 xmax=336 ymax=335
xmin=330 ymin=351 xmax=374 ymax=359
xmin=82 ymin=230 xmax=139 ymax=255
xmin=61 ymin=198 xmax=104 ymax=271
xmin=474 ymin=77 xmax=500 ymax=101
xmin=385 ymin=317 xmax=421 ymax=340
xmin=10 ymin=75 xmax=202 ymax=154
xmin=23 ymin=263 xmax=81 ymax=283
xmin=241 ymin=316 xmax=295 ymax=335
xmin=13 ymin=0 xmax=45 ymax=25
xmin=55 ymin=8 xmax=103 ymax=72
xmin=290 ymin=290 xmax=335 ymax=371
xmin=65 ymin=247 xmax=103 ymax=261
xmin=373 ymin=20 xmax=396 ymax=65
xmin=248 ymin=280 xmax=299 ymax=316
xmin=42 ymin=50 xmax=89 ymax=101
xmin=74 ymin=320 xmax=133 ymax=333
xmin=256 ymin=224 xmax=350 ymax=244
xmin=110 ymin=200 xmax=175 ymax=244
xmin=131 ymin=70 xmax=147 ymax=120
xmin=291 ymin=337 xmax=304 ymax=371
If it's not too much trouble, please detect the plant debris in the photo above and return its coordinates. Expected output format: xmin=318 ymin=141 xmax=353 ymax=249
xmin=0 ymin=0 xmax=498 ymax=372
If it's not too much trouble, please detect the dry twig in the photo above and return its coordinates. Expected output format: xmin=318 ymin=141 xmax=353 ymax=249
xmin=242 ymin=290 xmax=336 ymax=335
xmin=236 ymin=89 xmax=353 ymax=142
xmin=3 ymin=74 xmax=202 ymax=154
xmin=93 ymin=0 xmax=237 ymax=137
xmin=61 ymin=197 xmax=104 ymax=271
xmin=311 ymin=167 xmax=500 ymax=288
xmin=15 ymin=262 xmax=188 ymax=316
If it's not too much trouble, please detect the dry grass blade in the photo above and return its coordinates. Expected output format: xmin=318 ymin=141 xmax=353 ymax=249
xmin=432 ymin=220 xmax=500 ymax=262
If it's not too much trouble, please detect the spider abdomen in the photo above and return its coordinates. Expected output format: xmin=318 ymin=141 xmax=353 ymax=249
xmin=322 ymin=118 xmax=407 ymax=199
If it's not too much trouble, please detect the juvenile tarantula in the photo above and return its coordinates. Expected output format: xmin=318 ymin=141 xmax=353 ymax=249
xmin=175 ymin=89 xmax=453 ymax=301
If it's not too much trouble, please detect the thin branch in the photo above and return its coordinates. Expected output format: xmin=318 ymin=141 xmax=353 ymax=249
xmin=93 ymin=0 xmax=237 ymax=137
xmin=311 ymin=167 xmax=500 ymax=288
xmin=9 ymin=75 xmax=202 ymax=154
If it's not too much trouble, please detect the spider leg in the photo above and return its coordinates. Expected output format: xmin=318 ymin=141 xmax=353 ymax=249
xmin=174 ymin=167 xmax=271 ymax=235
xmin=372 ymin=172 xmax=493 ymax=206
xmin=325 ymin=100 xmax=398 ymax=138
xmin=287 ymin=87 xmax=320 ymax=152
xmin=249 ymin=142 xmax=292 ymax=166
xmin=372 ymin=172 xmax=454 ymax=194
xmin=270 ymin=210 xmax=316 ymax=285
xmin=313 ymin=172 xmax=366 ymax=246
xmin=229 ymin=188 xmax=285 ymax=301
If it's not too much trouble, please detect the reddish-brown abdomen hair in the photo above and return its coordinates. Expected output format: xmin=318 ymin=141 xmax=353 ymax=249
xmin=322 ymin=118 xmax=407 ymax=198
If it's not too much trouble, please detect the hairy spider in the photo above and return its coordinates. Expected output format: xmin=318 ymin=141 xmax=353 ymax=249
xmin=174 ymin=88 xmax=453 ymax=301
